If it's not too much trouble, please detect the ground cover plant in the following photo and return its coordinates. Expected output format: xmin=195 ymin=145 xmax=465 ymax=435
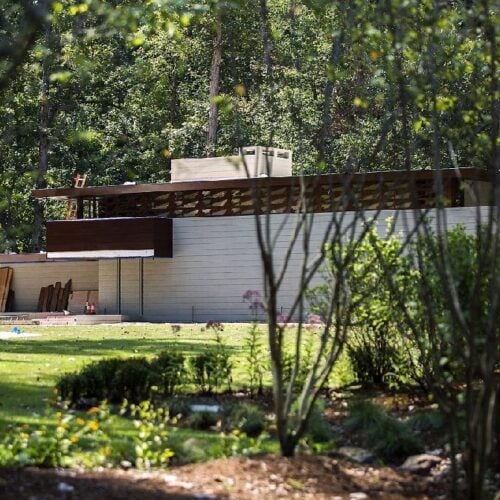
xmin=0 ymin=321 xmax=497 ymax=498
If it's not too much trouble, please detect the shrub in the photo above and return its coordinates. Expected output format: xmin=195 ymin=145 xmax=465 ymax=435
xmin=304 ymin=400 xmax=333 ymax=444
xmin=328 ymin=350 xmax=356 ymax=389
xmin=57 ymin=353 xmax=186 ymax=406
xmin=346 ymin=401 xmax=422 ymax=463
xmin=230 ymin=403 xmax=266 ymax=438
xmin=186 ymin=411 xmax=219 ymax=430
xmin=188 ymin=331 xmax=232 ymax=393
xmin=345 ymin=400 xmax=390 ymax=432
xmin=366 ymin=416 xmax=422 ymax=463
xmin=308 ymin=224 xmax=417 ymax=389
xmin=409 ymin=409 xmax=447 ymax=434
xmin=57 ymin=358 xmax=124 ymax=403
xmin=165 ymin=396 xmax=193 ymax=418
xmin=57 ymin=373 xmax=83 ymax=402
xmin=347 ymin=327 xmax=407 ymax=387
xmin=151 ymin=351 xmax=186 ymax=396
xmin=111 ymin=357 xmax=153 ymax=403
xmin=188 ymin=351 xmax=231 ymax=393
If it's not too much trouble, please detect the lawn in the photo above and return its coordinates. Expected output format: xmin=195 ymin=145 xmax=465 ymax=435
xmin=0 ymin=323 xmax=252 ymax=429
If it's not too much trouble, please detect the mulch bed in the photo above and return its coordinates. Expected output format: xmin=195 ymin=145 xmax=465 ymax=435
xmin=0 ymin=454 xmax=447 ymax=499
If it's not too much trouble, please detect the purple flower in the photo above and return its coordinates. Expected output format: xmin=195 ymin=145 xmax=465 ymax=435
xmin=242 ymin=290 xmax=265 ymax=315
xmin=307 ymin=313 xmax=324 ymax=325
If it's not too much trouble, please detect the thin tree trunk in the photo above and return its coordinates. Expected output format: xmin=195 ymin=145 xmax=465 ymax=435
xmin=32 ymin=27 xmax=52 ymax=252
xmin=207 ymin=16 xmax=222 ymax=157
xmin=259 ymin=0 xmax=273 ymax=79
xmin=317 ymin=28 xmax=345 ymax=165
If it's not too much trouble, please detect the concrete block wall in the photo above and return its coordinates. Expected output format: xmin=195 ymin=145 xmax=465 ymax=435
xmin=98 ymin=206 xmax=492 ymax=322
xmin=4 ymin=261 xmax=98 ymax=312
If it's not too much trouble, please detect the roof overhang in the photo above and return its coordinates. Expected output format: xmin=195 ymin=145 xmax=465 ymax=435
xmin=32 ymin=168 xmax=491 ymax=201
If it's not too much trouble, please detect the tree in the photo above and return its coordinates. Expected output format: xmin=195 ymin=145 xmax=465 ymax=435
xmin=245 ymin=6 xmax=498 ymax=500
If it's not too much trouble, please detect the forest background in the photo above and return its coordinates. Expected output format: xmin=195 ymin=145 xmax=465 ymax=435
xmin=0 ymin=0 xmax=494 ymax=251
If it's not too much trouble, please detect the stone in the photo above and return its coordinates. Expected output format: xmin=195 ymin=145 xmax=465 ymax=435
xmin=57 ymin=482 xmax=75 ymax=493
xmin=350 ymin=493 xmax=369 ymax=499
xmin=334 ymin=446 xmax=375 ymax=464
xmin=189 ymin=404 xmax=220 ymax=413
xmin=400 ymin=454 xmax=442 ymax=474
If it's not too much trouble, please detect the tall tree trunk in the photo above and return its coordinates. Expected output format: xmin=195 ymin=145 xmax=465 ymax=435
xmin=32 ymin=27 xmax=52 ymax=252
xmin=316 ymin=5 xmax=349 ymax=167
xmin=207 ymin=17 xmax=222 ymax=157
xmin=259 ymin=0 xmax=273 ymax=79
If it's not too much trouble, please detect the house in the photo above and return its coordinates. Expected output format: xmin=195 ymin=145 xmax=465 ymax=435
xmin=0 ymin=147 xmax=493 ymax=322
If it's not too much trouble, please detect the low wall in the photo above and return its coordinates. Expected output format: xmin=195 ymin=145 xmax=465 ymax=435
xmin=0 ymin=261 xmax=98 ymax=312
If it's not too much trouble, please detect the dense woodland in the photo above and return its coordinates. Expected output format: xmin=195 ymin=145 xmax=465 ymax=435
xmin=0 ymin=0 xmax=496 ymax=252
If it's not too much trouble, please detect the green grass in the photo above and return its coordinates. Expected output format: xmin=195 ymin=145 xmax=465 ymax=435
xmin=0 ymin=323 xmax=251 ymax=429
xmin=0 ymin=322 xmax=350 ymax=466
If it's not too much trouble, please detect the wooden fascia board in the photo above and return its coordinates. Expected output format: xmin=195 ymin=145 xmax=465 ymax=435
xmin=32 ymin=168 xmax=490 ymax=200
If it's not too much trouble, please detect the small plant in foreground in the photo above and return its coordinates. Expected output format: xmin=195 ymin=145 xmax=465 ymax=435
xmin=123 ymin=400 xmax=174 ymax=469
xmin=347 ymin=401 xmax=422 ymax=463
xmin=243 ymin=322 xmax=265 ymax=394
xmin=230 ymin=403 xmax=266 ymax=438
xmin=186 ymin=410 xmax=219 ymax=430
xmin=189 ymin=325 xmax=232 ymax=393
xmin=0 ymin=403 xmax=113 ymax=468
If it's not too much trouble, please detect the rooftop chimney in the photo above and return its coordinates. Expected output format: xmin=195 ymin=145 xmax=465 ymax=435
xmin=171 ymin=146 xmax=292 ymax=182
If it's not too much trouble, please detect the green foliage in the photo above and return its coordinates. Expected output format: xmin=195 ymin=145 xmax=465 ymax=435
xmin=0 ymin=403 xmax=113 ymax=468
xmin=327 ymin=350 xmax=356 ymax=389
xmin=229 ymin=403 xmax=266 ymax=438
xmin=409 ymin=409 xmax=446 ymax=435
xmin=57 ymin=351 xmax=188 ymax=405
xmin=243 ymin=322 xmax=266 ymax=394
xmin=345 ymin=400 xmax=387 ymax=432
xmin=346 ymin=401 xmax=422 ymax=463
xmin=365 ymin=415 xmax=422 ymax=464
xmin=309 ymin=224 xmax=417 ymax=389
xmin=1 ymin=0 xmax=495 ymax=251
xmin=405 ymin=225 xmax=499 ymax=386
xmin=186 ymin=411 xmax=219 ymax=431
xmin=151 ymin=351 xmax=187 ymax=396
xmin=57 ymin=358 xmax=124 ymax=403
xmin=188 ymin=349 xmax=232 ymax=394
xmin=188 ymin=329 xmax=232 ymax=393
xmin=112 ymin=357 xmax=155 ymax=403
xmin=126 ymin=401 xmax=174 ymax=469
xmin=304 ymin=400 xmax=333 ymax=444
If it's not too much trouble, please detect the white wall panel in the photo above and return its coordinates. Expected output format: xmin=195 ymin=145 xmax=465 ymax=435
xmin=105 ymin=206 xmax=490 ymax=322
xmin=5 ymin=261 xmax=98 ymax=312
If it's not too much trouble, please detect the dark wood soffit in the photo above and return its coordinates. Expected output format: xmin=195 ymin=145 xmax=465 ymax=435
xmin=46 ymin=217 xmax=172 ymax=257
xmin=32 ymin=168 xmax=489 ymax=200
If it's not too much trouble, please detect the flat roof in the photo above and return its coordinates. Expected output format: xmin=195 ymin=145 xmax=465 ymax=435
xmin=32 ymin=168 xmax=490 ymax=200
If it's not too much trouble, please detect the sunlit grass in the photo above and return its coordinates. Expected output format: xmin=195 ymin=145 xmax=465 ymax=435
xmin=0 ymin=322 xmax=252 ymax=430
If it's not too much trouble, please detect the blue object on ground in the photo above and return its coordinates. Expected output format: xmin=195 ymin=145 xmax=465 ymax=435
xmin=10 ymin=326 xmax=22 ymax=335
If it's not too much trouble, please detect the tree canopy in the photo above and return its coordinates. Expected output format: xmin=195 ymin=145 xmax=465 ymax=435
xmin=0 ymin=0 xmax=496 ymax=251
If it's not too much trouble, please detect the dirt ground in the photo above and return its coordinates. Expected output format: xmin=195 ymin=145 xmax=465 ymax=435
xmin=0 ymin=454 xmax=447 ymax=499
